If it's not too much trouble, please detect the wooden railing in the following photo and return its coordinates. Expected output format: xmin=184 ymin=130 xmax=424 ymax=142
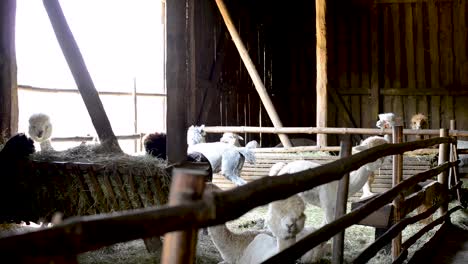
xmin=0 ymin=136 xmax=463 ymax=263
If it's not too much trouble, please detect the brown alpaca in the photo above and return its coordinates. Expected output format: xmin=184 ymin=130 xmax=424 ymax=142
xmin=411 ymin=113 xmax=429 ymax=141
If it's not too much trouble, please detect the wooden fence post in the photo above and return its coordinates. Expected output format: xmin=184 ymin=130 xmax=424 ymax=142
xmin=438 ymin=128 xmax=449 ymax=215
xmin=161 ymin=162 xmax=209 ymax=264
xmin=332 ymin=136 xmax=352 ymax=264
xmin=392 ymin=125 xmax=403 ymax=260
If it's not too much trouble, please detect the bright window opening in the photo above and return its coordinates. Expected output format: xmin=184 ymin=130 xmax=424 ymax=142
xmin=16 ymin=0 xmax=165 ymax=154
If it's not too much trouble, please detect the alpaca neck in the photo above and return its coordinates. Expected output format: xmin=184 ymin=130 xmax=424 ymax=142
xmin=40 ymin=140 xmax=52 ymax=151
xmin=277 ymin=237 xmax=296 ymax=251
xmin=208 ymin=224 xmax=258 ymax=263
xmin=348 ymin=166 xmax=373 ymax=195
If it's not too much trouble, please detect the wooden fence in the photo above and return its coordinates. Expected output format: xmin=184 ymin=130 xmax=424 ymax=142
xmin=0 ymin=135 xmax=463 ymax=263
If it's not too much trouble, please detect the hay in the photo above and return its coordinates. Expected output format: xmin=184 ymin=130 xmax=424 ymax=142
xmin=7 ymin=144 xmax=171 ymax=221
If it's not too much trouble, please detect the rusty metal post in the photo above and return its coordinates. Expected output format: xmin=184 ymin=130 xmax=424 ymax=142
xmin=438 ymin=128 xmax=449 ymax=215
xmin=392 ymin=125 xmax=403 ymax=260
xmin=332 ymin=136 xmax=352 ymax=264
xmin=161 ymin=162 xmax=209 ymax=264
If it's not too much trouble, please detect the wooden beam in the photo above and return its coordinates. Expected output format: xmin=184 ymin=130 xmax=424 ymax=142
xmin=338 ymin=88 xmax=468 ymax=96
xmin=316 ymin=0 xmax=328 ymax=147
xmin=214 ymin=0 xmax=292 ymax=147
xmin=0 ymin=0 xmax=18 ymax=140
xmin=438 ymin=128 xmax=449 ymax=214
xmin=161 ymin=164 xmax=207 ymax=264
xmin=370 ymin=2 xmax=380 ymax=121
xmin=392 ymin=126 xmax=404 ymax=260
xmin=166 ymin=0 xmax=189 ymax=163
xmin=332 ymin=137 xmax=352 ymax=264
xmin=202 ymin=126 xmax=468 ymax=137
xmin=43 ymin=0 xmax=121 ymax=153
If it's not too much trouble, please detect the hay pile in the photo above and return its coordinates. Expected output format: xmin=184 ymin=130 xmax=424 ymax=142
xmin=8 ymin=143 xmax=171 ymax=222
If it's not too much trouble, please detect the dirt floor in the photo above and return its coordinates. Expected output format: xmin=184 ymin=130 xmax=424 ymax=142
xmin=74 ymin=201 xmax=468 ymax=264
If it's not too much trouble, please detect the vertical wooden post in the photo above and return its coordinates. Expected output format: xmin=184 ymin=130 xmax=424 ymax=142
xmin=316 ymin=0 xmax=329 ymax=147
xmin=161 ymin=163 xmax=208 ymax=264
xmin=213 ymin=0 xmax=292 ymax=148
xmin=370 ymin=2 xmax=380 ymax=124
xmin=166 ymin=0 xmax=189 ymax=163
xmin=391 ymin=125 xmax=403 ymax=260
xmin=449 ymin=120 xmax=456 ymax=187
xmin=332 ymin=136 xmax=352 ymax=264
xmin=438 ymin=128 xmax=449 ymax=215
xmin=0 ymin=0 xmax=18 ymax=141
xmin=43 ymin=0 xmax=122 ymax=153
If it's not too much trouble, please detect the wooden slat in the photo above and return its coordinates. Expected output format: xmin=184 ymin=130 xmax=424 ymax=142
xmin=383 ymin=6 xmax=392 ymax=89
xmin=391 ymin=4 xmax=401 ymax=88
xmin=439 ymin=1 xmax=454 ymax=88
xmin=430 ymin=96 xmax=441 ymax=128
xmin=414 ymin=2 xmax=426 ymax=88
xmin=371 ymin=2 xmax=380 ymax=118
xmin=427 ymin=0 xmax=440 ymax=88
xmin=404 ymin=3 xmax=416 ymax=88
xmin=455 ymin=0 xmax=468 ymax=85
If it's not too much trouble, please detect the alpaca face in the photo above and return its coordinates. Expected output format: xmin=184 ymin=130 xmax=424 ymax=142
xmin=411 ymin=113 xmax=428 ymax=130
xmin=266 ymin=196 xmax=306 ymax=240
xmin=219 ymin=132 xmax=243 ymax=146
xmin=187 ymin=125 xmax=206 ymax=145
xmin=376 ymin=113 xmax=396 ymax=129
xmin=28 ymin=113 xmax=52 ymax=143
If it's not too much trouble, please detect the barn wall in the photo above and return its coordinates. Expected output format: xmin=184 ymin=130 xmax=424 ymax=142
xmin=190 ymin=0 xmax=468 ymax=147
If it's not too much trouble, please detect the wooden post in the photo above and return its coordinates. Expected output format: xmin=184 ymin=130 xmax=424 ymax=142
xmin=42 ymin=0 xmax=122 ymax=153
xmin=370 ymin=2 xmax=380 ymax=126
xmin=332 ymin=136 xmax=352 ymax=264
xmin=213 ymin=0 xmax=292 ymax=148
xmin=391 ymin=125 xmax=403 ymax=260
xmin=437 ymin=128 xmax=449 ymax=215
xmin=166 ymin=0 xmax=189 ymax=163
xmin=0 ymin=0 xmax=18 ymax=141
xmin=316 ymin=0 xmax=328 ymax=147
xmin=161 ymin=163 xmax=208 ymax=264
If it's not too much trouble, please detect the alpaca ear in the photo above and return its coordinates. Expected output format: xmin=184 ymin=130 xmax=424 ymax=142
xmin=238 ymin=135 xmax=244 ymax=140
xmin=200 ymin=124 xmax=205 ymax=129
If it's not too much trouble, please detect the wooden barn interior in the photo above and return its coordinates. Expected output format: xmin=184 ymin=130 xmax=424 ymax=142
xmin=0 ymin=0 xmax=468 ymax=263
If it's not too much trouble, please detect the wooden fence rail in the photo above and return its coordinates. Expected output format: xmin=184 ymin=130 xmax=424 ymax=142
xmin=0 ymin=137 xmax=459 ymax=262
xmin=202 ymin=126 xmax=468 ymax=137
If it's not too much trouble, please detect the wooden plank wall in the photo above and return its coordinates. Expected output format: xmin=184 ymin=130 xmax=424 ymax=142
xmin=192 ymin=0 xmax=468 ymax=147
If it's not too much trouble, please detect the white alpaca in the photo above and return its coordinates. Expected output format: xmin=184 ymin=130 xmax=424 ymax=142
xmin=208 ymin=184 xmax=327 ymax=264
xmin=28 ymin=113 xmax=53 ymax=151
xmin=272 ymin=136 xmax=389 ymax=225
xmin=187 ymin=125 xmax=256 ymax=186
xmin=220 ymin=132 xmax=244 ymax=147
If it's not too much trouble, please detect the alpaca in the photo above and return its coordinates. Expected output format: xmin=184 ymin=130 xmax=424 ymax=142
xmin=411 ymin=113 xmax=429 ymax=141
xmin=361 ymin=112 xmax=398 ymax=199
xmin=28 ymin=113 xmax=53 ymax=151
xmin=208 ymin=183 xmax=327 ymax=264
xmin=272 ymin=136 xmax=389 ymax=225
xmin=220 ymin=132 xmax=243 ymax=147
xmin=187 ymin=126 xmax=256 ymax=186
xmin=143 ymin=132 xmax=167 ymax=159
xmin=0 ymin=133 xmax=35 ymax=222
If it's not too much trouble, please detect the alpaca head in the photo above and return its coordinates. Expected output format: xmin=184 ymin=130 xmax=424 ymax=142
xmin=220 ymin=132 xmax=243 ymax=146
xmin=376 ymin=113 xmax=396 ymax=129
xmin=411 ymin=113 xmax=428 ymax=130
xmin=187 ymin=125 xmax=206 ymax=146
xmin=28 ymin=113 xmax=52 ymax=143
xmin=353 ymin=136 xmax=390 ymax=172
xmin=144 ymin=132 xmax=167 ymax=159
xmin=265 ymin=195 xmax=306 ymax=240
